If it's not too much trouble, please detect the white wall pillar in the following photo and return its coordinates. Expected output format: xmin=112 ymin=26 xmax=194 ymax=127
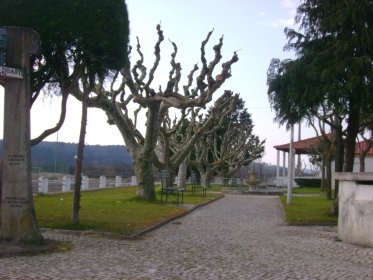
xmin=62 ymin=176 xmax=71 ymax=192
xmin=38 ymin=176 xmax=48 ymax=194
xmin=99 ymin=175 xmax=106 ymax=188
xmin=276 ymin=150 xmax=280 ymax=182
xmin=287 ymin=124 xmax=294 ymax=204
xmin=115 ymin=176 xmax=122 ymax=187
xmin=82 ymin=176 xmax=89 ymax=190
xmin=131 ymin=176 xmax=137 ymax=186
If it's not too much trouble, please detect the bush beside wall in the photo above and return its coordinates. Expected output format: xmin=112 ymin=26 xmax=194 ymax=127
xmin=294 ymin=178 xmax=321 ymax=188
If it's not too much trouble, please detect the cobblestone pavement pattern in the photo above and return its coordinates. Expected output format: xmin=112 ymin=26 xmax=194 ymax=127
xmin=1 ymin=195 xmax=373 ymax=279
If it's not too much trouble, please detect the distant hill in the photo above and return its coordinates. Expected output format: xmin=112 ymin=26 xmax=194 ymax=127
xmin=0 ymin=140 xmax=310 ymax=178
xmin=0 ymin=140 xmax=134 ymax=176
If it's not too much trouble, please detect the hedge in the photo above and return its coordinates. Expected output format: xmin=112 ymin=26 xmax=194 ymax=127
xmin=294 ymin=178 xmax=321 ymax=188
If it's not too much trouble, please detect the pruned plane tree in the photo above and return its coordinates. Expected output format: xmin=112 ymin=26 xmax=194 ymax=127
xmin=70 ymin=25 xmax=238 ymax=201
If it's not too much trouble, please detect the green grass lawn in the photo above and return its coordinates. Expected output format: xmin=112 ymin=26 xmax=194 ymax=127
xmin=34 ymin=186 xmax=222 ymax=235
xmin=280 ymin=192 xmax=338 ymax=225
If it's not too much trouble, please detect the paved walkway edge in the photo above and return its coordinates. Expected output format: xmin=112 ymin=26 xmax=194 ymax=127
xmin=126 ymin=195 xmax=225 ymax=239
xmin=41 ymin=195 xmax=225 ymax=240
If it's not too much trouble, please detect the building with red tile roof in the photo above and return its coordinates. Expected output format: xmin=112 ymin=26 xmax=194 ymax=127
xmin=274 ymin=134 xmax=373 ymax=156
xmin=273 ymin=134 xmax=373 ymax=187
xmin=274 ymin=134 xmax=330 ymax=154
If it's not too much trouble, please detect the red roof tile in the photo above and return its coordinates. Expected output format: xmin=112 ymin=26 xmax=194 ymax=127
xmin=355 ymin=141 xmax=373 ymax=156
xmin=274 ymin=134 xmax=331 ymax=154
xmin=275 ymin=134 xmax=373 ymax=156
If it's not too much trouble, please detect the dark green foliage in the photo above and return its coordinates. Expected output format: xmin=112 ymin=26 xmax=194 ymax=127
xmin=268 ymin=0 xmax=373 ymax=122
xmin=0 ymin=0 xmax=129 ymax=93
xmin=290 ymin=0 xmax=373 ymax=111
xmin=294 ymin=178 xmax=321 ymax=188
xmin=267 ymin=58 xmax=322 ymax=126
xmin=267 ymin=0 xmax=373 ymax=171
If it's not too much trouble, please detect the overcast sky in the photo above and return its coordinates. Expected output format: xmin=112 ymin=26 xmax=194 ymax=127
xmin=0 ymin=0 xmax=316 ymax=165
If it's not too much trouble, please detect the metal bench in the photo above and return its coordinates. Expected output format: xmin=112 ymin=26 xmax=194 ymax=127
xmin=160 ymin=170 xmax=184 ymax=204
xmin=191 ymin=172 xmax=207 ymax=197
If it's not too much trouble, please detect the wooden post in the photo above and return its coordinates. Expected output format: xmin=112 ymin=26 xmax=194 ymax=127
xmin=1 ymin=27 xmax=42 ymax=243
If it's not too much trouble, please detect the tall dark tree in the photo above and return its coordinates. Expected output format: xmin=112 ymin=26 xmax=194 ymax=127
xmin=0 ymin=0 xmax=129 ymax=139
xmin=0 ymin=1 xmax=129 ymax=241
xmin=267 ymin=0 xmax=373 ymax=172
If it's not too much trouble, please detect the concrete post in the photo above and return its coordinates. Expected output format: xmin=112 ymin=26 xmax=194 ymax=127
xmin=0 ymin=27 xmax=43 ymax=243
xmin=131 ymin=176 xmax=137 ymax=186
xmin=99 ymin=175 xmax=106 ymax=188
xmin=38 ymin=176 xmax=48 ymax=194
xmin=82 ymin=176 xmax=89 ymax=190
xmin=287 ymin=125 xmax=294 ymax=204
xmin=62 ymin=176 xmax=71 ymax=192
xmin=276 ymin=150 xmax=280 ymax=186
xmin=115 ymin=176 xmax=122 ymax=187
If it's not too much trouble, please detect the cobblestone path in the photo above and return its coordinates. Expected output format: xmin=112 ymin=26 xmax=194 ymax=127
xmin=1 ymin=195 xmax=373 ymax=279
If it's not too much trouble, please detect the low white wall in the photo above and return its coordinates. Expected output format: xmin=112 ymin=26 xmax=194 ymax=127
xmin=336 ymin=172 xmax=373 ymax=248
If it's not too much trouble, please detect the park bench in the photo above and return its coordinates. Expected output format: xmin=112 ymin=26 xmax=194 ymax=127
xmin=191 ymin=172 xmax=207 ymax=197
xmin=160 ymin=170 xmax=184 ymax=204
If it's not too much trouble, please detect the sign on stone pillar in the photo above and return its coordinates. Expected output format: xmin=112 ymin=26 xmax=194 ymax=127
xmin=0 ymin=27 xmax=43 ymax=244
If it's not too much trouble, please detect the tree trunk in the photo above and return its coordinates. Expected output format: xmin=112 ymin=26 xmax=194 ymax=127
xmin=325 ymin=157 xmax=332 ymax=200
xmin=344 ymin=105 xmax=359 ymax=172
xmin=200 ymin=172 xmax=207 ymax=186
xmin=195 ymin=165 xmax=207 ymax=186
xmin=331 ymin=127 xmax=344 ymax=215
xmin=205 ymin=167 xmax=211 ymax=187
xmin=359 ymin=153 xmax=365 ymax=172
xmin=178 ymin=158 xmax=188 ymax=189
xmin=133 ymin=152 xmax=156 ymax=201
xmin=321 ymin=160 xmax=326 ymax=191
xmin=72 ymin=90 xmax=88 ymax=224
xmin=132 ymin=104 xmax=161 ymax=201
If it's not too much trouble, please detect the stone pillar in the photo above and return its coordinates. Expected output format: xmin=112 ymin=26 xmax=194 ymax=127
xmin=99 ymin=175 xmax=106 ymax=188
xmin=276 ymin=150 xmax=280 ymax=184
xmin=131 ymin=176 xmax=137 ymax=186
xmin=62 ymin=176 xmax=71 ymax=192
xmin=1 ymin=27 xmax=43 ymax=243
xmin=38 ymin=176 xmax=48 ymax=194
xmin=82 ymin=176 xmax=89 ymax=190
xmin=115 ymin=176 xmax=122 ymax=187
